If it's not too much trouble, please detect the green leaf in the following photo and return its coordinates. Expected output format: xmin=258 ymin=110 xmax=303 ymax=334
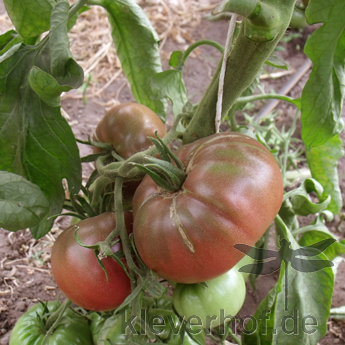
xmin=49 ymin=0 xmax=72 ymax=77
xmin=301 ymin=0 xmax=345 ymax=148
xmin=285 ymin=178 xmax=331 ymax=216
xmin=306 ymin=134 xmax=344 ymax=214
xmin=242 ymin=259 xmax=334 ymax=344
xmin=298 ymin=216 xmax=345 ymax=260
xmin=0 ymin=3 xmax=83 ymax=239
xmin=28 ymin=66 xmax=73 ymax=107
xmin=4 ymin=0 xmax=55 ymax=38
xmin=0 ymin=30 xmax=17 ymax=51
xmin=100 ymin=0 xmax=167 ymax=120
xmin=151 ymin=70 xmax=188 ymax=117
xmin=0 ymin=42 xmax=22 ymax=63
xmin=169 ymin=50 xmax=184 ymax=69
xmin=0 ymin=171 xmax=49 ymax=231
xmin=265 ymin=52 xmax=289 ymax=70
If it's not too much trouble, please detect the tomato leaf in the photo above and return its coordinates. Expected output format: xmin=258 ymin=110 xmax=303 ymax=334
xmin=4 ymin=0 xmax=55 ymax=38
xmin=299 ymin=229 xmax=345 ymax=262
xmin=306 ymin=134 xmax=344 ymax=214
xmin=169 ymin=50 xmax=184 ymax=70
xmin=301 ymin=0 xmax=345 ymax=149
xmin=151 ymin=70 xmax=188 ymax=117
xmin=283 ymin=178 xmax=331 ymax=216
xmin=0 ymin=171 xmax=49 ymax=231
xmin=99 ymin=0 xmax=167 ymax=120
xmin=265 ymin=52 xmax=289 ymax=70
xmin=0 ymin=1 xmax=82 ymax=239
xmin=0 ymin=29 xmax=17 ymax=51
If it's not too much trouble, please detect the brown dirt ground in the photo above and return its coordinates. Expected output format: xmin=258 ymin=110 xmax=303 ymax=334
xmin=0 ymin=1 xmax=345 ymax=344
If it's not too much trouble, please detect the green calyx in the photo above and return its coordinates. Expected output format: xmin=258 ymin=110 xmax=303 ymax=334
xmin=133 ymin=133 xmax=186 ymax=193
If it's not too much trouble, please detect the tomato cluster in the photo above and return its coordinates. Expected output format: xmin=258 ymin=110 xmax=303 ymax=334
xmin=46 ymin=102 xmax=283 ymax=341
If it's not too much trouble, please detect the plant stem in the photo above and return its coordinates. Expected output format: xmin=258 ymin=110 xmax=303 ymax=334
xmin=44 ymin=299 xmax=72 ymax=340
xmin=183 ymin=0 xmax=297 ymax=144
xmin=227 ymin=106 xmax=238 ymax=132
xmin=182 ymin=40 xmax=224 ymax=65
xmin=235 ymin=94 xmax=299 ymax=107
xmin=114 ymin=178 xmax=142 ymax=286
xmin=228 ymin=327 xmax=242 ymax=345
xmin=89 ymin=175 xmax=112 ymax=213
xmin=68 ymin=0 xmax=89 ymax=19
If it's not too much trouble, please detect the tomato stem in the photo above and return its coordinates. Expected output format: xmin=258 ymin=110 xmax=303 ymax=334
xmin=183 ymin=0 xmax=297 ymax=144
xmin=44 ymin=299 xmax=72 ymax=339
xmin=114 ymin=177 xmax=143 ymax=285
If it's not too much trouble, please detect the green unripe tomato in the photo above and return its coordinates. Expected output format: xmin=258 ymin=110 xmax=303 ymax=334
xmin=173 ymin=267 xmax=246 ymax=329
xmin=10 ymin=301 xmax=93 ymax=345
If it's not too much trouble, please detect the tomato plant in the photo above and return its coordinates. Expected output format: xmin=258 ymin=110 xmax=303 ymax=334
xmin=133 ymin=132 xmax=283 ymax=283
xmin=1 ymin=0 xmax=345 ymax=344
xmin=51 ymin=212 xmax=132 ymax=311
xmin=173 ymin=267 xmax=246 ymax=329
xmin=9 ymin=301 xmax=93 ymax=345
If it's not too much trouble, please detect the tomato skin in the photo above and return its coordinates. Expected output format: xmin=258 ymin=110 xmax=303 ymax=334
xmin=51 ymin=212 xmax=132 ymax=311
xmin=93 ymin=103 xmax=167 ymax=158
xmin=172 ymin=267 xmax=246 ymax=329
xmin=9 ymin=301 xmax=93 ymax=345
xmin=133 ymin=132 xmax=283 ymax=284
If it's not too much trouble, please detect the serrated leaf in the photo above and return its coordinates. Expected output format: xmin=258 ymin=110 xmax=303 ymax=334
xmin=4 ymin=0 xmax=54 ymax=38
xmin=151 ymin=70 xmax=188 ymax=117
xmin=101 ymin=0 xmax=167 ymax=120
xmin=306 ymin=134 xmax=344 ymax=214
xmin=301 ymin=0 xmax=345 ymax=148
xmin=0 ymin=171 xmax=49 ymax=231
xmin=265 ymin=52 xmax=289 ymax=70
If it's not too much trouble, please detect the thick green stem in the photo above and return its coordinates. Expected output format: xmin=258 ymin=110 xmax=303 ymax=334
xmin=183 ymin=0 xmax=297 ymax=144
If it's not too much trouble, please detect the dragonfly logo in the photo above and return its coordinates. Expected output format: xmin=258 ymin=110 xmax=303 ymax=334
xmin=234 ymin=238 xmax=335 ymax=310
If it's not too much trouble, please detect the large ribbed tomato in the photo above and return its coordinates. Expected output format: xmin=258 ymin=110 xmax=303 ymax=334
xmin=51 ymin=212 xmax=132 ymax=311
xmin=132 ymin=132 xmax=283 ymax=284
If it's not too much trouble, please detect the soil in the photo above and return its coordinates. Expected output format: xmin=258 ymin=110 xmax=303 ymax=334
xmin=0 ymin=2 xmax=345 ymax=344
